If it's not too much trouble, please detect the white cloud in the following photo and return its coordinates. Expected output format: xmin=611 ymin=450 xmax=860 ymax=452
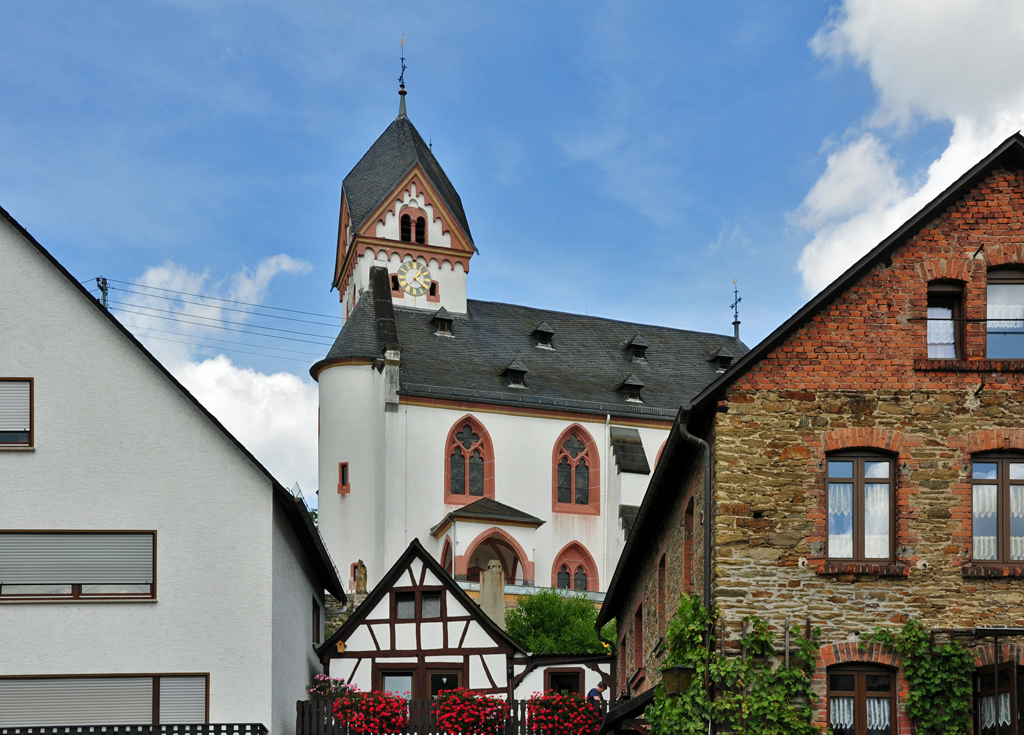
xmin=796 ymin=1 xmax=1024 ymax=293
xmin=114 ymin=256 xmax=322 ymax=503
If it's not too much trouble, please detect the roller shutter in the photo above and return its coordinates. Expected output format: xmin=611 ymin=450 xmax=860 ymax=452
xmin=0 ymin=677 xmax=153 ymax=726
xmin=158 ymin=676 xmax=207 ymax=723
xmin=0 ymin=380 xmax=30 ymax=431
xmin=0 ymin=532 xmax=154 ymax=585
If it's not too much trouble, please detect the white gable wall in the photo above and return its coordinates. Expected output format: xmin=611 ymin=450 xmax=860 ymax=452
xmin=0 ymin=216 xmax=323 ymax=728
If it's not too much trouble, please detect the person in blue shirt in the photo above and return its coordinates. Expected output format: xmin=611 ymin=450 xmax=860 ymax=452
xmin=587 ymin=682 xmax=608 ymax=704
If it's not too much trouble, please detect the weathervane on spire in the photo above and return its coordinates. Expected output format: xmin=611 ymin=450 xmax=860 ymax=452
xmin=399 ymin=35 xmax=407 ymax=90
xmin=731 ymin=279 xmax=742 ymax=340
xmin=397 ymin=35 xmax=408 ymax=118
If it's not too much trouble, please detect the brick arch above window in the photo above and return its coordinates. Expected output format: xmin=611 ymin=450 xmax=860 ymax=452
xmin=444 ymin=415 xmax=495 ymax=505
xmin=551 ymin=424 xmax=601 ymax=515
xmin=964 ymin=428 xmax=1024 ymax=455
xmin=819 ymin=427 xmax=911 ymax=456
xmin=921 ymin=257 xmax=974 ymax=283
xmin=550 ymin=541 xmax=599 ymax=592
xmin=985 ymin=243 xmax=1024 ymax=268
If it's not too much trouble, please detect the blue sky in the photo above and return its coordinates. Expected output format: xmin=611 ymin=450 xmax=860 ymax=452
xmin=4 ymin=1 xmax=1024 ymax=493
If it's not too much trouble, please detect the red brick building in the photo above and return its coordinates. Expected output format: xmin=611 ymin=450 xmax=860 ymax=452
xmin=598 ymin=134 xmax=1024 ymax=734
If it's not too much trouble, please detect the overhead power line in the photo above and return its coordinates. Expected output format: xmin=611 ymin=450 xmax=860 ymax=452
xmin=132 ymin=331 xmax=318 ymax=366
xmin=131 ymin=325 xmax=326 ymax=358
xmin=103 ymin=278 xmax=342 ymax=320
xmin=106 ymin=284 xmax=341 ymax=328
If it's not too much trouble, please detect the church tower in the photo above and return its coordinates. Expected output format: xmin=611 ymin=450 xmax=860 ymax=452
xmin=331 ymin=83 xmax=476 ymax=323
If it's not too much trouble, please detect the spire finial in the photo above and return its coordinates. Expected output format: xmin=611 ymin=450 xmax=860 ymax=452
xmin=730 ymin=278 xmax=742 ymax=340
xmin=397 ymin=35 xmax=408 ymax=118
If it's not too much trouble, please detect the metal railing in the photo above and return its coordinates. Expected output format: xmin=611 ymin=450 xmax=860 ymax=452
xmin=0 ymin=726 xmax=267 ymax=735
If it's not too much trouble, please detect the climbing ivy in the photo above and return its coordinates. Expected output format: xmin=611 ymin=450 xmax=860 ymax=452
xmin=868 ymin=619 xmax=975 ymax=735
xmin=646 ymin=594 xmax=821 ymax=735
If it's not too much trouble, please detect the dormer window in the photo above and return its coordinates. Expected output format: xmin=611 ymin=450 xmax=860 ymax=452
xmin=621 ymin=374 xmax=644 ymax=403
xmin=533 ymin=321 xmax=555 ymax=350
xmin=432 ymin=307 xmax=454 ymax=337
xmin=626 ymin=334 xmax=648 ymax=361
xmin=708 ymin=346 xmax=736 ymax=372
xmin=415 ymin=217 xmax=426 ymax=244
xmin=504 ymin=358 xmax=528 ymax=389
xmin=400 ymin=214 xmax=412 ymax=242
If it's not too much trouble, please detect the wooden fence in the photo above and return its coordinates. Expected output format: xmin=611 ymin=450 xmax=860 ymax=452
xmin=296 ymin=699 xmax=608 ymax=735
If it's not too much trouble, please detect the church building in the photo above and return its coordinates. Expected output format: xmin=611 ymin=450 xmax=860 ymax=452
xmin=311 ymin=85 xmax=745 ymax=601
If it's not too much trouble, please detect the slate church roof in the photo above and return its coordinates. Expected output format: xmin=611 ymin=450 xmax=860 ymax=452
xmin=312 ymin=268 xmax=748 ymax=421
xmin=343 ymin=114 xmax=475 ymax=248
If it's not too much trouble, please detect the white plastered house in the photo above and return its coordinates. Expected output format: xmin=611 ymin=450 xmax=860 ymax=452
xmin=0 ymin=204 xmax=345 ymax=733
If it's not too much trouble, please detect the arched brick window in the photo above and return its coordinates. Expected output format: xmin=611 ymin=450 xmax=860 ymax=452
xmin=400 ymin=214 xmax=412 ymax=242
xmin=415 ymin=216 xmax=426 ymax=244
xmin=444 ymin=416 xmax=494 ymax=504
xmin=552 ymin=424 xmax=600 ymax=514
xmin=550 ymin=542 xmax=599 ymax=592
xmin=827 ymin=663 xmax=895 ymax=735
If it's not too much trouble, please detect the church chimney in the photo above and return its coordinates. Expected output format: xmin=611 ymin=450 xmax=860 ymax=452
xmin=479 ymin=560 xmax=506 ymax=629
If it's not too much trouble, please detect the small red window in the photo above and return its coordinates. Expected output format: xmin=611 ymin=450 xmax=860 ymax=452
xmin=338 ymin=462 xmax=350 ymax=494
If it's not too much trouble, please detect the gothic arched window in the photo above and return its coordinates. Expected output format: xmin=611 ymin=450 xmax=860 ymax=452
xmin=400 ymin=214 xmax=412 ymax=242
xmin=445 ymin=416 xmax=494 ymax=504
xmin=550 ymin=542 xmax=599 ymax=592
xmin=552 ymin=425 xmax=599 ymax=513
xmin=415 ymin=216 xmax=426 ymax=244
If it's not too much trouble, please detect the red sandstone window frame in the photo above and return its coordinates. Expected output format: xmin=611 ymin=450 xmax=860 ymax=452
xmin=443 ymin=416 xmax=495 ymax=505
xmin=551 ymin=424 xmax=601 ymax=515
xmin=825 ymin=451 xmax=897 ymax=563
xmin=550 ymin=541 xmax=599 ymax=592
xmin=338 ymin=462 xmax=350 ymax=494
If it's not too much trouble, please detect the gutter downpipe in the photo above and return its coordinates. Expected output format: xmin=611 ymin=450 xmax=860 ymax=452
xmin=678 ymin=403 xmax=713 ymax=715
xmin=678 ymin=403 xmax=712 ymax=608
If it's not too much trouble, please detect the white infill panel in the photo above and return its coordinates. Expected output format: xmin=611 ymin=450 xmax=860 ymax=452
xmin=0 ymin=677 xmax=153 ymax=726
xmin=0 ymin=533 xmax=154 ymax=584
xmin=469 ymin=656 xmax=489 ymax=689
xmin=407 ymin=559 xmax=423 ymax=584
xmin=421 ymin=568 xmax=442 ymax=586
xmin=420 ymin=622 xmax=443 ymax=649
xmin=462 ymin=621 xmax=496 ymax=649
xmin=158 ymin=677 xmax=206 ymax=723
xmin=0 ymin=381 xmax=30 ymax=432
xmin=345 ymin=627 xmax=375 ymax=653
xmin=370 ymin=623 xmax=392 ymax=650
xmin=394 ymin=623 xmax=417 ymax=650
xmin=484 ymin=655 xmax=507 ymax=686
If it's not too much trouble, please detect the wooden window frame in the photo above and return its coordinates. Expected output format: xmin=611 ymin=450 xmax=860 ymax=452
xmin=974 ymin=662 xmax=1023 ymax=734
xmin=825 ymin=452 xmax=897 ymax=562
xmin=826 ymin=663 xmax=896 ymax=735
xmin=551 ymin=424 xmax=601 ymax=515
xmin=443 ymin=416 xmax=495 ymax=505
xmin=986 ymin=267 xmax=1024 ymax=359
xmin=0 ymin=377 xmax=33 ymax=448
xmin=338 ymin=462 xmax=350 ymax=494
xmin=544 ymin=667 xmax=584 ymax=696
xmin=970 ymin=453 xmax=1024 ymax=564
xmin=633 ymin=601 xmax=644 ymax=672
xmin=927 ymin=281 xmax=963 ymax=360
xmin=0 ymin=530 xmax=157 ymax=601
xmin=391 ymin=588 xmax=447 ymax=622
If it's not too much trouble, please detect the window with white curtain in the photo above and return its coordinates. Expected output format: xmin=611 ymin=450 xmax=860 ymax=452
xmin=928 ymin=282 xmax=962 ymax=359
xmin=972 ymin=456 xmax=1024 ymax=563
xmin=828 ymin=666 xmax=894 ymax=735
xmin=827 ymin=454 xmax=894 ymax=561
xmin=987 ymin=269 xmax=1024 ymax=359
xmin=974 ymin=663 xmax=1021 ymax=735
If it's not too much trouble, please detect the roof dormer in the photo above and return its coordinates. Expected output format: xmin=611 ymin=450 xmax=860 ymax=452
xmin=432 ymin=306 xmax=454 ymax=337
xmin=620 ymin=373 xmax=645 ymax=403
xmin=625 ymin=334 xmax=648 ymax=361
xmin=503 ymin=358 xmax=528 ymax=389
xmin=533 ymin=321 xmax=555 ymax=350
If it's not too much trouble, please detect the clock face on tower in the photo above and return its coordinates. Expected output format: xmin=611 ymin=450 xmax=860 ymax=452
xmin=397 ymin=261 xmax=432 ymax=297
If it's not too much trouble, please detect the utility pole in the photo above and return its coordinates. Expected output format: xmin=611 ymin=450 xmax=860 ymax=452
xmin=95 ymin=277 xmax=108 ymax=308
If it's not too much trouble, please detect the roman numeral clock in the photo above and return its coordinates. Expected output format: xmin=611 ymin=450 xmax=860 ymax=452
xmin=397 ymin=261 xmax=432 ymax=297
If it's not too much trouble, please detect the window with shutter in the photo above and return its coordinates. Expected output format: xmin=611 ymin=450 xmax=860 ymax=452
xmin=0 ymin=378 xmax=32 ymax=447
xmin=0 ymin=531 xmax=156 ymax=599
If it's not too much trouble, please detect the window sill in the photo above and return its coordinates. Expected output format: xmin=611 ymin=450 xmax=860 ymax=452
xmin=0 ymin=446 xmax=35 ymax=451
xmin=628 ymin=668 xmax=645 ymax=691
xmin=962 ymin=564 xmax=1024 ymax=578
xmin=817 ymin=561 xmax=909 ymax=577
xmin=0 ymin=596 xmax=157 ymax=603
xmin=445 ymin=494 xmax=493 ymax=506
xmin=914 ymin=358 xmax=1024 ymax=372
xmin=551 ymin=503 xmax=600 ymax=516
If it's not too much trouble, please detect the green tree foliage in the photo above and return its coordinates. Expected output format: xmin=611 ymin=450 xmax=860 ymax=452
xmin=646 ymin=594 xmax=821 ymax=735
xmin=869 ymin=620 xmax=975 ymax=735
xmin=505 ymin=590 xmax=615 ymax=654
